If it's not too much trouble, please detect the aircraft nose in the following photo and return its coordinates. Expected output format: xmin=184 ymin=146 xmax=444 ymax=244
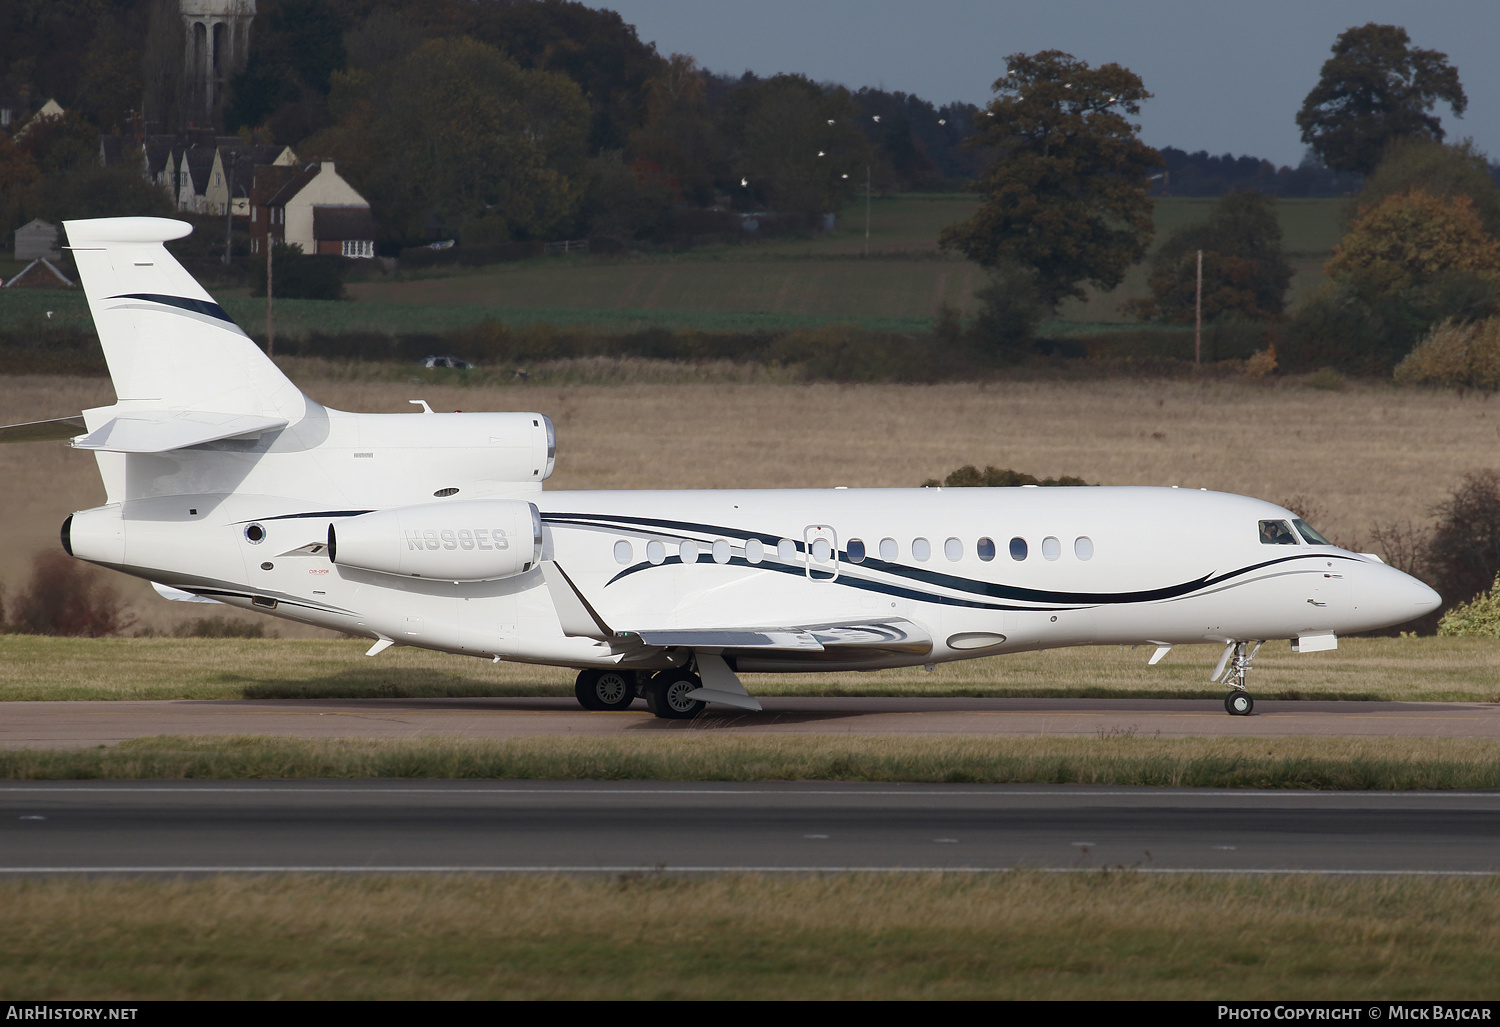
xmin=1369 ymin=562 xmax=1441 ymax=623
xmin=1406 ymin=575 xmax=1442 ymax=616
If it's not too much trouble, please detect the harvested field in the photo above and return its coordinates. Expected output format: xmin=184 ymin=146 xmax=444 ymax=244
xmin=0 ymin=375 xmax=1489 ymax=631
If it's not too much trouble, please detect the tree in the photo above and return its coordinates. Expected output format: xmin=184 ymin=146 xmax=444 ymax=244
xmin=718 ymin=74 xmax=870 ymax=217
xmin=1130 ymin=191 xmax=1293 ymax=323
xmin=1328 ymin=187 xmax=1500 ymax=296
xmin=310 ymin=36 xmax=590 ymax=245
xmin=1282 ymin=188 xmax=1500 ymax=373
xmin=627 ymin=54 xmax=721 ymax=207
xmin=1353 ymin=137 xmax=1500 ymax=238
xmin=1297 ymin=24 xmax=1466 ymax=176
xmin=939 ymin=51 xmax=1162 ymax=310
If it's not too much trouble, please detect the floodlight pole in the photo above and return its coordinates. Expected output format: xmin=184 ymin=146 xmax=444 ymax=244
xmin=1194 ymin=248 xmax=1202 ymax=367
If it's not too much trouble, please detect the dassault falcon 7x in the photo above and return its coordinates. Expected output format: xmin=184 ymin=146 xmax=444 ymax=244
xmin=1 ymin=218 xmax=1441 ymax=718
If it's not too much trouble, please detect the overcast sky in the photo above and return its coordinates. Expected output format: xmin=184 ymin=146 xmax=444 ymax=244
xmin=592 ymin=1 xmax=1500 ymax=168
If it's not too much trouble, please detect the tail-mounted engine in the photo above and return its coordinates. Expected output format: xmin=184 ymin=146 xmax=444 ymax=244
xmin=328 ymin=500 xmax=541 ymax=581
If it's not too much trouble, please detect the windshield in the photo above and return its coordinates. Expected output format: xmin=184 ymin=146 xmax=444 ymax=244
xmin=1258 ymin=519 xmax=1298 ymax=545
xmin=1293 ymin=519 xmax=1334 ymax=546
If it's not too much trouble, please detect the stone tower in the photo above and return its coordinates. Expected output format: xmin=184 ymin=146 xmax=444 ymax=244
xmin=180 ymin=0 xmax=256 ymax=128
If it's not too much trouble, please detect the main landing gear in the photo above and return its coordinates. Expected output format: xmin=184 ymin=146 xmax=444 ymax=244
xmin=574 ymin=668 xmax=639 ymax=711
xmin=573 ymin=667 xmax=707 ymax=719
xmin=1214 ymin=640 xmax=1263 ymax=716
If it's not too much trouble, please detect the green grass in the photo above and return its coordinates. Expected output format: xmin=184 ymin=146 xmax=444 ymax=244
xmin=0 ymin=196 xmax=1346 ymax=340
xmin=1 ymin=872 xmax=1496 ymax=999
xmin=4 ymin=734 xmax=1497 ymax=790
xmin=0 ymin=634 xmax=1495 ymax=703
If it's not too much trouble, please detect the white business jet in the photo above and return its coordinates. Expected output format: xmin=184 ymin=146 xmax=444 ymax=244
xmin=2 ymin=219 xmax=1441 ymax=718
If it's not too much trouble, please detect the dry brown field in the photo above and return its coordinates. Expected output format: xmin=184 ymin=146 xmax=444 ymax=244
xmin=0 ymin=372 xmax=1493 ymax=630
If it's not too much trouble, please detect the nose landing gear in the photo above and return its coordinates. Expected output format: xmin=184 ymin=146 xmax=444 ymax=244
xmin=1213 ymin=640 xmax=1263 ymax=716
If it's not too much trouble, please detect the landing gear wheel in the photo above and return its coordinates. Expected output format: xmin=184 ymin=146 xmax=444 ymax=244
xmin=645 ymin=670 xmax=706 ymax=720
xmin=574 ymin=669 xmax=605 ymax=710
xmin=1225 ymin=690 xmax=1254 ymax=716
xmin=591 ymin=669 xmax=636 ymax=711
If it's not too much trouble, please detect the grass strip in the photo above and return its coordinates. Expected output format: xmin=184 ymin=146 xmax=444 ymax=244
xmin=6 ymin=734 xmax=1498 ymax=789
xmin=0 ymin=872 xmax=1495 ymax=999
xmin=3 ymin=635 xmax=1499 ymax=703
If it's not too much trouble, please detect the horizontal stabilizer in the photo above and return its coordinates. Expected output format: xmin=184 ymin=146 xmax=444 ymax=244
xmin=72 ymin=411 xmax=288 ymax=453
xmin=0 ymin=416 xmax=87 ymax=444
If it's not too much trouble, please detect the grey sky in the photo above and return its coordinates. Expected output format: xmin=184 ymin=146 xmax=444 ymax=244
xmin=593 ymin=1 xmax=1500 ymax=168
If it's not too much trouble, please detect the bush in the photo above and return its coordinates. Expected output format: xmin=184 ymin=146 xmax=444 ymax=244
xmin=1394 ymin=317 xmax=1500 ymax=390
xmin=7 ymin=552 xmax=133 ymax=636
xmin=922 ymin=465 xmax=1092 ymax=488
xmin=1437 ymin=574 xmax=1500 ymax=637
xmin=249 ymin=243 xmax=347 ymax=301
xmin=1427 ymin=470 xmax=1500 ymax=609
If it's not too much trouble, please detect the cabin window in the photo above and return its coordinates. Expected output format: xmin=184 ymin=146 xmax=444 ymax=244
xmin=1042 ymin=536 xmax=1061 ymax=561
xmin=1009 ymin=537 xmax=1028 ymax=561
xmin=911 ymin=537 xmax=931 ymax=561
xmin=847 ymin=538 xmax=866 ymax=563
xmin=1293 ymin=519 xmax=1333 ymax=546
xmin=613 ymin=540 xmax=633 ymax=565
xmin=745 ymin=538 xmax=764 ymax=564
xmin=646 ymin=540 xmax=666 ymax=565
xmin=879 ymin=537 xmax=898 ymax=561
xmin=712 ymin=538 xmax=731 ymax=564
xmin=944 ymin=537 xmax=963 ymax=561
xmin=1074 ymin=536 xmax=1094 ymax=560
xmin=977 ymin=537 xmax=996 ymax=561
xmin=777 ymin=538 xmax=798 ymax=562
xmin=1258 ymin=520 xmax=1298 ymax=545
xmin=680 ymin=540 xmax=700 ymax=564
xmin=811 ymin=538 xmax=832 ymax=562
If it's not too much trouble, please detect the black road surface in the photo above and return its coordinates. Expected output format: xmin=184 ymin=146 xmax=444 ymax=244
xmin=2 ymin=781 xmax=1497 ymax=874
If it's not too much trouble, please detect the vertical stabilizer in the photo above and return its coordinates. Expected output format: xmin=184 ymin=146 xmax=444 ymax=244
xmin=63 ymin=217 xmax=307 ymax=420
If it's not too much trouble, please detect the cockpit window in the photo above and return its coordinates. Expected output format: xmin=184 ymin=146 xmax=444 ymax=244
xmin=1258 ymin=520 xmax=1298 ymax=545
xmin=1293 ymin=519 xmax=1333 ymax=546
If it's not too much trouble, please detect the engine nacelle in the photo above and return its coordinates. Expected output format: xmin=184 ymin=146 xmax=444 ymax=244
xmin=328 ymin=500 xmax=541 ymax=581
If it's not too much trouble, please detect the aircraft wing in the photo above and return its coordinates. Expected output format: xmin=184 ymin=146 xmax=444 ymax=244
xmin=542 ymin=560 xmax=931 ymax=662
xmin=628 ymin=620 xmax=932 ymax=656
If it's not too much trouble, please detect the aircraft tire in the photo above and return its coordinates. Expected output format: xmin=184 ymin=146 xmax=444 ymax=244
xmin=574 ymin=669 xmax=605 ymax=711
xmin=645 ymin=670 xmax=706 ymax=719
xmin=1225 ymin=690 xmax=1254 ymax=716
xmin=591 ymin=669 xmax=637 ymax=710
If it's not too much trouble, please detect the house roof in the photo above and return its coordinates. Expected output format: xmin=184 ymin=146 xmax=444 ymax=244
xmin=182 ymin=145 xmax=218 ymax=195
xmin=313 ymin=206 xmax=379 ymax=241
xmin=265 ymin=164 xmax=322 ymax=208
xmin=4 ymin=258 xmax=74 ymax=289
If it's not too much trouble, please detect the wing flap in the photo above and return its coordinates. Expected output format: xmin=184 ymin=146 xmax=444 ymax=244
xmin=631 ymin=619 xmax=931 ymax=656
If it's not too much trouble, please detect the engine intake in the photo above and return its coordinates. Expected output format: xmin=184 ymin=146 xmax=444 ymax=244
xmin=328 ymin=500 xmax=541 ymax=581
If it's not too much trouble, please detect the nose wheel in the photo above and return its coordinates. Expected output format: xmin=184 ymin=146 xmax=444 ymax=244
xmin=1213 ymin=640 xmax=1263 ymax=716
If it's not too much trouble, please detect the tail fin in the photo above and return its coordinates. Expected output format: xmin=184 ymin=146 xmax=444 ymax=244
xmin=63 ymin=217 xmax=307 ymax=420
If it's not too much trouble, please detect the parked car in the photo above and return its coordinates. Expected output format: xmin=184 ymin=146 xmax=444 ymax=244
xmin=421 ymin=355 xmax=473 ymax=369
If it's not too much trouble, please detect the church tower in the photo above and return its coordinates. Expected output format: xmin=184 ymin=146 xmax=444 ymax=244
xmin=180 ymin=0 xmax=256 ymax=128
